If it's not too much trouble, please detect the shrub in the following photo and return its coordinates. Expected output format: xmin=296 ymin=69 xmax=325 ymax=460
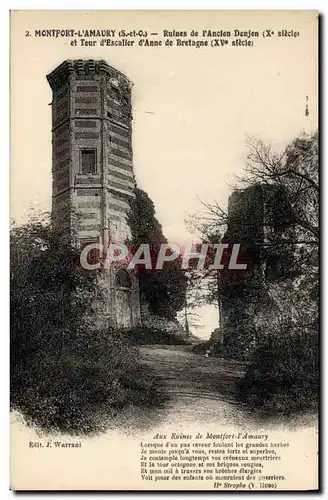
xmin=192 ymin=341 xmax=212 ymax=355
xmin=11 ymin=326 xmax=165 ymax=435
xmin=192 ymin=326 xmax=256 ymax=360
xmin=10 ymin=217 xmax=165 ymax=434
xmin=236 ymin=326 xmax=318 ymax=416
xmin=122 ymin=326 xmax=191 ymax=346
xmin=127 ymin=188 xmax=187 ymax=320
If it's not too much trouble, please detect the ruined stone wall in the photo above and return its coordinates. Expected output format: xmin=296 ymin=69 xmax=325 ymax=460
xmin=219 ymin=184 xmax=295 ymax=356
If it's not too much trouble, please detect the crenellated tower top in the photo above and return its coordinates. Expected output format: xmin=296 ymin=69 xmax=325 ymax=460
xmin=47 ymin=59 xmax=132 ymax=91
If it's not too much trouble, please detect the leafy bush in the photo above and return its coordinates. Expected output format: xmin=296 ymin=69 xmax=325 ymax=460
xmin=122 ymin=326 xmax=191 ymax=346
xmin=192 ymin=325 xmax=257 ymax=360
xmin=12 ymin=327 xmax=165 ymax=434
xmin=127 ymin=188 xmax=187 ymax=320
xmin=11 ymin=216 xmax=164 ymax=434
xmin=236 ymin=326 xmax=318 ymax=416
xmin=192 ymin=340 xmax=212 ymax=355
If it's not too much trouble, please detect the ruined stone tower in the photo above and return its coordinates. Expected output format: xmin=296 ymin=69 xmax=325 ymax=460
xmin=218 ymin=184 xmax=294 ymax=355
xmin=47 ymin=59 xmax=141 ymax=328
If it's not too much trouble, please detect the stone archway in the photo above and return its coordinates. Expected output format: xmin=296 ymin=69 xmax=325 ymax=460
xmin=115 ymin=269 xmax=133 ymax=329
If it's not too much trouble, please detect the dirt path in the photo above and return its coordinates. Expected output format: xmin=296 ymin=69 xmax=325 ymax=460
xmin=138 ymin=344 xmax=251 ymax=428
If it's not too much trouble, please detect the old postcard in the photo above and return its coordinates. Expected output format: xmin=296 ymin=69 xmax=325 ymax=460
xmin=10 ymin=10 xmax=319 ymax=491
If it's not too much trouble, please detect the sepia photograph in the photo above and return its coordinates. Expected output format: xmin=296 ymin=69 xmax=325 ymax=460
xmin=10 ymin=9 xmax=319 ymax=491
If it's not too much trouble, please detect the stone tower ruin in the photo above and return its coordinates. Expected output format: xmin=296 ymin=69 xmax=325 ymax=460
xmin=218 ymin=183 xmax=294 ymax=355
xmin=47 ymin=59 xmax=141 ymax=328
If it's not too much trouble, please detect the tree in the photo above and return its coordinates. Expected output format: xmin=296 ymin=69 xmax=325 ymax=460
xmin=187 ymin=130 xmax=319 ymax=414
xmin=188 ymin=131 xmax=319 ymax=347
xmin=240 ymin=133 xmax=318 ymax=242
xmin=178 ymin=307 xmax=205 ymax=336
xmin=11 ymin=214 xmax=97 ymax=370
xmin=128 ymin=188 xmax=187 ymax=320
xmin=238 ymin=132 xmax=319 ymax=333
xmin=10 ymin=214 xmax=163 ymax=434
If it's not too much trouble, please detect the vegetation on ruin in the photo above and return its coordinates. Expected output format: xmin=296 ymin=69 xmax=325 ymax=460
xmin=189 ymin=131 xmax=319 ymax=416
xmin=127 ymin=187 xmax=188 ymax=320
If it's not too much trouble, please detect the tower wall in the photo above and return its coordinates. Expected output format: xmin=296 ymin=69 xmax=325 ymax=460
xmin=219 ymin=184 xmax=295 ymax=356
xmin=47 ymin=60 xmax=141 ymax=328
